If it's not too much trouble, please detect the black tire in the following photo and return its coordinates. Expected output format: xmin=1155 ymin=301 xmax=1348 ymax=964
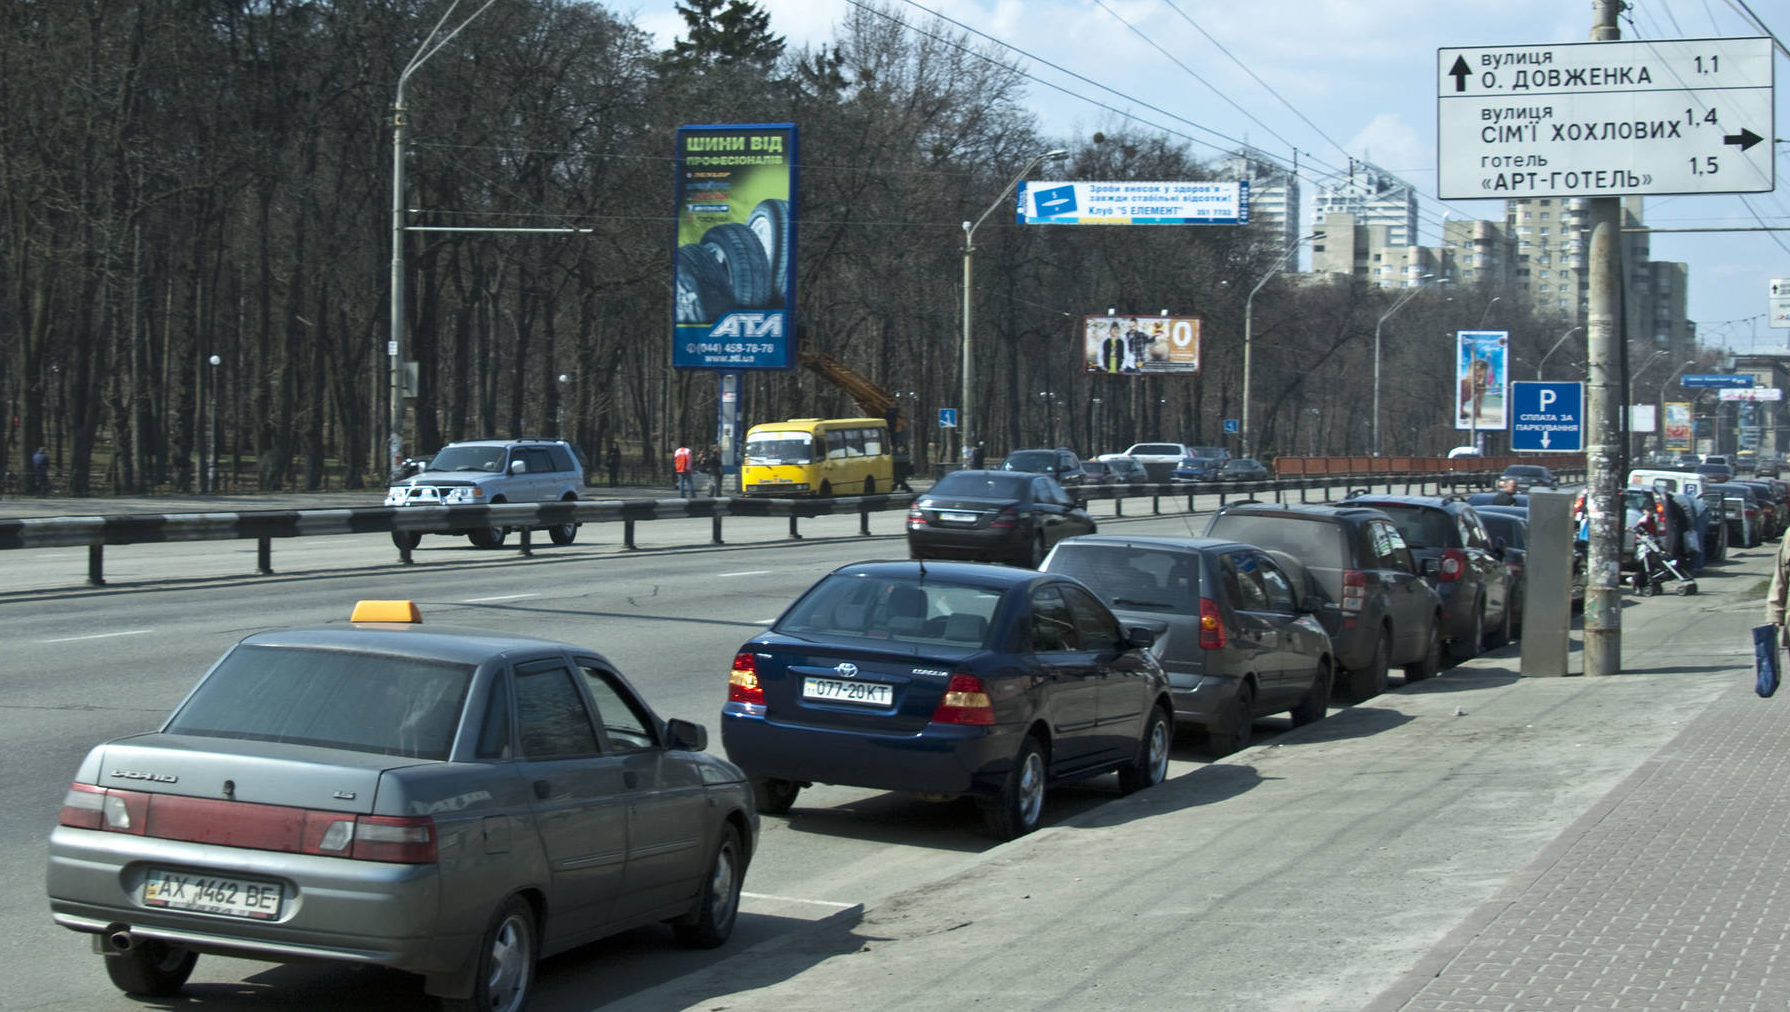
xmin=1349 ymin=628 xmax=1391 ymax=701
xmin=103 ymin=940 xmax=197 ymax=997
xmin=751 ymin=777 xmax=800 ymax=815
xmin=391 ymin=529 xmax=422 ymax=551
xmin=1117 ymin=706 xmax=1172 ymax=794
xmin=863 ymin=476 xmax=876 ymax=496
xmin=1403 ymin=620 xmax=1442 ymax=683
xmin=1204 ymin=680 xmax=1254 ymax=757
xmin=467 ymin=526 xmax=506 ymax=549
xmin=674 ymin=243 xmax=733 ymax=324
xmin=701 ymin=223 xmax=774 ymax=309
xmin=672 ymin=824 xmax=745 ymax=948
xmin=1449 ymin=601 xmax=1484 ymax=664
xmin=1289 ymin=659 xmax=1332 ymax=726
xmin=982 ymin=735 xmax=1047 ymax=840
xmin=547 ymin=505 xmax=577 ymax=545
xmin=440 ymin=896 xmax=535 ymax=1012
xmin=747 ymin=198 xmax=790 ymax=298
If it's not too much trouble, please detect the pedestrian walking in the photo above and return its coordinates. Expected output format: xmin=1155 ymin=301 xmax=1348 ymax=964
xmin=605 ymin=443 xmax=621 ymax=487
xmin=969 ymin=441 xmax=986 ymax=470
xmin=30 ymin=446 xmax=50 ymax=494
xmin=673 ymin=443 xmax=694 ymax=497
xmin=703 ymin=443 xmax=724 ymax=497
xmin=892 ymin=445 xmax=914 ymax=492
xmin=1766 ymin=533 xmax=1790 ymax=646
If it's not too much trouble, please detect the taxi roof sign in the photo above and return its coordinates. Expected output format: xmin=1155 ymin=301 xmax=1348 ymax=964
xmin=351 ymin=600 xmax=422 ymax=623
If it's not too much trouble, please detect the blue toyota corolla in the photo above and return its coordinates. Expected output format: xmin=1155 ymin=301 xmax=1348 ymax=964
xmin=721 ymin=561 xmax=1172 ymax=839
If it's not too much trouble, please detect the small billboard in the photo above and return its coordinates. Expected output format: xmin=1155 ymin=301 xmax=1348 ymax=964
xmin=1455 ymin=330 xmax=1509 ymax=431
xmin=1664 ymin=401 xmax=1692 ymax=450
xmin=1083 ymin=316 xmax=1201 ymax=375
xmin=672 ymin=123 xmax=798 ymax=371
xmin=1020 ymin=181 xmax=1248 ymax=225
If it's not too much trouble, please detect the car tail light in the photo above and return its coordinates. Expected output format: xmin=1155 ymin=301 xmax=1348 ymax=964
xmin=1199 ymin=598 xmax=1226 ymax=649
xmin=728 ymin=652 xmax=764 ymax=705
xmin=1438 ymin=548 xmax=1468 ymax=581
xmin=57 ymin=783 xmax=437 ymax=863
xmin=906 ymin=505 xmax=926 ymax=527
xmin=933 ymin=673 xmax=995 ymax=725
xmin=989 ymin=506 xmax=1020 ymax=530
xmin=1341 ymin=570 xmax=1368 ymax=613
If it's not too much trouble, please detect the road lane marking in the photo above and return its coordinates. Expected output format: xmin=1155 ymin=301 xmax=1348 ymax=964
xmin=44 ymin=630 xmax=153 ymax=643
xmin=719 ymin=570 xmax=773 ymax=577
xmin=460 ymin=593 xmax=540 ymax=603
xmin=741 ymin=891 xmax=856 ymax=909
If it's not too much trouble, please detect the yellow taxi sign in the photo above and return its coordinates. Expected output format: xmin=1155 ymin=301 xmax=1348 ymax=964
xmin=351 ymin=600 xmax=422 ymax=624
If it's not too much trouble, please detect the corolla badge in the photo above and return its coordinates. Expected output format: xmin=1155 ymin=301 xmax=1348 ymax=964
xmin=834 ymin=662 xmax=860 ymax=678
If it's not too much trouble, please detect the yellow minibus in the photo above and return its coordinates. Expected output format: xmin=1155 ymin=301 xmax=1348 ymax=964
xmin=741 ymin=417 xmax=894 ymax=496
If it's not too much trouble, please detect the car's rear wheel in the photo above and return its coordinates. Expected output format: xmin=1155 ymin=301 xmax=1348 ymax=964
xmin=1118 ymin=706 xmax=1172 ymax=793
xmin=1349 ymin=628 xmax=1391 ymax=700
xmin=1450 ymin=602 xmax=1484 ymax=664
xmin=983 ymin=735 xmax=1047 ymax=840
xmin=672 ymin=824 xmax=744 ymax=948
xmin=751 ymin=777 xmax=800 ymax=814
xmin=391 ymin=529 xmax=422 ymax=551
xmin=1204 ymin=681 xmax=1254 ymax=757
xmin=1403 ymin=621 xmax=1442 ymax=683
xmin=1289 ymin=659 xmax=1332 ymax=726
xmin=548 ymin=522 xmax=577 ymax=546
xmin=863 ymin=476 xmax=876 ymax=496
xmin=103 ymin=939 xmax=197 ymax=997
xmin=442 ymin=896 xmax=535 ymax=1012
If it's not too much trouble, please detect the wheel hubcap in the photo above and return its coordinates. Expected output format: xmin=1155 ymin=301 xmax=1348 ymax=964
xmin=486 ymin=914 xmax=532 ymax=1012
xmin=1017 ymin=751 xmax=1045 ymax=825
xmin=1147 ymin=719 xmax=1170 ymax=779
xmin=710 ymin=845 xmax=739 ymax=928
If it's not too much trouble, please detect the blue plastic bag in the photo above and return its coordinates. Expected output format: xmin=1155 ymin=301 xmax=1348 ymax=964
xmin=1755 ymin=624 xmax=1780 ymax=698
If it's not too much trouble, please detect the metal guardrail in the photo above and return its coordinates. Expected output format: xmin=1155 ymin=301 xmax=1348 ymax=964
xmin=0 ymin=468 xmax=1547 ymax=587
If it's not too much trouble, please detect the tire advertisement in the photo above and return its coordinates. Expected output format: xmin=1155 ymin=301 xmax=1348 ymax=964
xmin=1081 ymin=315 xmax=1201 ymax=375
xmin=673 ymin=123 xmax=797 ymax=371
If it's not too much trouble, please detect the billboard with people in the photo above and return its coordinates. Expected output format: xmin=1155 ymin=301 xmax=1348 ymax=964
xmin=672 ymin=123 xmax=797 ymax=370
xmin=1455 ymin=329 xmax=1509 ymax=431
xmin=1081 ymin=315 xmax=1201 ymax=375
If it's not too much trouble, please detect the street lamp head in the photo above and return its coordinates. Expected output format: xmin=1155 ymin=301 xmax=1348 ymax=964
xmin=1042 ymin=148 xmax=1069 ymax=161
xmin=558 ymin=373 xmax=570 ymax=384
xmin=208 ymin=354 xmax=221 ymax=367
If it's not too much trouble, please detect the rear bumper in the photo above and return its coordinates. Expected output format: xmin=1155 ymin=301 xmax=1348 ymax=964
xmin=907 ymin=527 xmax=1027 ymax=563
xmin=720 ymin=705 xmax=1022 ymax=796
xmin=1163 ymin=669 xmax=1243 ymax=727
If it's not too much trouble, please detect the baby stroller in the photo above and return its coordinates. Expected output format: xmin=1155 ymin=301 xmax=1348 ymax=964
xmin=1630 ymin=528 xmax=1696 ymax=596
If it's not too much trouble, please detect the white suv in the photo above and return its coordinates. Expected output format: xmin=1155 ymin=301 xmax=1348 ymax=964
xmin=1120 ymin=442 xmax=1195 ymax=481
xmin=385 ymin=439 xmax=585 ymax=548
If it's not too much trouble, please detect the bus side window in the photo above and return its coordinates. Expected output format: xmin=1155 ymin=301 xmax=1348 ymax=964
xmin=827 ymin=429 xmax=847 ymax=460
xmin=864 ymin=428 xmax=884 ymax=456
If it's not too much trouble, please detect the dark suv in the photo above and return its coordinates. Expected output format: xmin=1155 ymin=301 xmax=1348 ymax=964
xmin=1203 ymin=503 xmax=1444 ymax=700
xmin=1344 ymin=495 xmax=1515 ymax=662
xmin=385 ymin=438 xmax=585 ymax=549
xmin=1000 ymin=447 xmax=1085 ymax=486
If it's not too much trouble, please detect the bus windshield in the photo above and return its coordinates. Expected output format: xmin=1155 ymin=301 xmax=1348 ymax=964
xmin=746 ymin=432 xmax=816 ymax=465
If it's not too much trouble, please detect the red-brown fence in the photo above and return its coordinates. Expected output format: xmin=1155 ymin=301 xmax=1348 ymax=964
xmin=1272 ymin=454 xmax=1586 ymax=477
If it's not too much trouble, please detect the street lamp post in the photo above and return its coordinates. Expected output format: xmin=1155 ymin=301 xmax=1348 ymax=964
xmin=389 ymin=1 xmax=498 ymax=475
xmin=961 ymin=148 xmax=1068 ymax=466
xmin=1537 ymin=325 xmax=1584 ymax=379
xmin=1371 ymin=277 xmax=1441 ymax=456
xmin=206 ymin=354 xmax=221 ymax=493
xmin=1241 ymin=231 xmax=1322 ymax=459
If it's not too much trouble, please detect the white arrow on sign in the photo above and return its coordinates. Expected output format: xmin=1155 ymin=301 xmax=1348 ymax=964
xmin=1541 ymin=429 xmax=1551 ymax=448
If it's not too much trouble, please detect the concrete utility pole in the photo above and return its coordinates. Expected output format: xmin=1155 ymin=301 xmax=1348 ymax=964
xmin=1583 ymin=0 xmax=1623 ymax=675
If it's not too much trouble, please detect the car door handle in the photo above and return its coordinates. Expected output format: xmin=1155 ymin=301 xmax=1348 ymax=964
xmin=624 ymin=771 xmax=640 ymax=789
xmin=532 ymin=779 xmax=552 ymax=800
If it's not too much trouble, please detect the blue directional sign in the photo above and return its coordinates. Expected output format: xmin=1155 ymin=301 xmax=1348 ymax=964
xmin=1681 ymin=374 xmax=1753 ymax=388
xmin=1223 ymin=418 xmax=1239 ymax=434
xmin=939 ymin=408 xmax=957 ymax=429
xmin=1510 ymin=381 xmax=1583 ymax=452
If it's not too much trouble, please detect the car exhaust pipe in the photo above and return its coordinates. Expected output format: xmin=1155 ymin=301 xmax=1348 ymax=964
xmin=106 ymin=929 xmax=133 ymax=953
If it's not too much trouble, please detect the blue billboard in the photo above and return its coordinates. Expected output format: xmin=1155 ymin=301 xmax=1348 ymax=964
xmin=673 ymin=123 xmax=798 ymax=370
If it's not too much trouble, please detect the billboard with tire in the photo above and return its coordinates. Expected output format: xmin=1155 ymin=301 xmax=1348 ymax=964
xmin=673 ymin=123 xmax=797 ymax=370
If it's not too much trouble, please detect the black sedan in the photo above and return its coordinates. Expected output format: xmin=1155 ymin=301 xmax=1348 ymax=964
xmin=1213 ymin=457 xmax=1271 ymax=482
xmin=721 ymin=561 xmax=1172 ymax=839
xmin=907 ymin=469 xmax=1096 ymax=567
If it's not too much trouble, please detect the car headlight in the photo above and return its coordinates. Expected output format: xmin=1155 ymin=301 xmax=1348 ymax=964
xmin=443 ymin=487 xmax=484 ymax=503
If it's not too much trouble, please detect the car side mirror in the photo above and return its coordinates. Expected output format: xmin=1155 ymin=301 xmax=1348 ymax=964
xmin=1124 ymin=626 xmax=1156 ymax=649
xmin=509 ymin=459 xmax=527 ymax=474
xmin=665 ymin=718 xmax=707 ymax=752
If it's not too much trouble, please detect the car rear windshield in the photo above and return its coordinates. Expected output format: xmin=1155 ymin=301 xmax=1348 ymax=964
xmin=1190 ymin=447 xmax=1226 ymax=457
xmin=777 ymin=575 xmax=1002 ymax=647
xmin=1001 ymin=451 xmax=1055 ymax=471
xmin=166 ymin=645 xmax=474 ymax=760
xmin=1504 ymin=466 xmax=1547 ymax=479
xmin=1204 ymin=514 xmax=1348 ymax=570
xmin=1480 ymin=514 xmax=1524 ymax=548
xmin=932 ymin=471 xmax=1029 ymax=497
xmin=1368 ymin=506 xmax=1456 ymax=550
xmin=1044 ymin=544 xmax=1198 ymax=613
xmin=427 ymin=445 xmax=505 ymax=473
xmin=1128 ymin=444 xmax=1183 ymax=456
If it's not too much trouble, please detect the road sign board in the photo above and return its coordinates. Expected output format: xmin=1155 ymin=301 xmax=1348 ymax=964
xmin=1773 ymin=277 xmax=1790 ymax=329
xmin=938 ymin=408 xmax=957 ymax=428
xmin=1223 ymin=418 xmax=1239 ymax=434
xmin=1437 ymin=37 xmax=1774 ymax=199
xmin=1719 ymin=387 xmax=1782 ymax=401
xmin=1681 ymin=374 xmax=1752 ymax=387
xmin=1510 ymin=381 xmax=1583 ymax=451
xmin=1018 ymin=181 xmax=1249 ymax=225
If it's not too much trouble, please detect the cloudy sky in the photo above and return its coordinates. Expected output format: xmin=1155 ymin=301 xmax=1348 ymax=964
xmin=631 ymin=0 xmax=1789 ymax=352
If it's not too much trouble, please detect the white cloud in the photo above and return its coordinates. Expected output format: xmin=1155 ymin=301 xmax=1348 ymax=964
xmin=1341 ymin=114 xmax=1425 ymax=174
